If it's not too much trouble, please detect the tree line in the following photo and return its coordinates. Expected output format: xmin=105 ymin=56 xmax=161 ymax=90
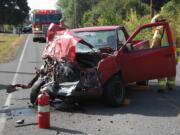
xmin=57 ymin=0 xmax=179 ymax=35
xmin=57 ymin=0 xmax=173 ymax=28
xmin=0 ymin=0 xmax=30 ymax=26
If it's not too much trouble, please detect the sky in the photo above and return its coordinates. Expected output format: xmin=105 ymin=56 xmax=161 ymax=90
xmin=27 ymin=0 xmax=58 ymax=11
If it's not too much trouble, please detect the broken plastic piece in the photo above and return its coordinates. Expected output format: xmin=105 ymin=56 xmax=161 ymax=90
xmin=6 ymin=85 xmax=17 ymax=93
xmin=16 ymin=119 xmax=24 ymax=124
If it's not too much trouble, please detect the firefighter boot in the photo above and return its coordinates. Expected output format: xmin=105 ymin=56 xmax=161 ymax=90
xmin=167 ymin=76 xmax=176 ymax=90
xmin=157 ymin=78 xmax=166 ymax=93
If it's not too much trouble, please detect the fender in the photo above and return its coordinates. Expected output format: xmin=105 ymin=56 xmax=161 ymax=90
xmin=97 ymin=54 xmax=122 ymax=85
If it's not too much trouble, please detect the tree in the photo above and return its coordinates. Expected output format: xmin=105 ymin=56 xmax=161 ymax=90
xmin=57 ymin=0 xmax=98 ymax=28
xmin=0 ymin=0 xmax=30 ymax=25
xmin=140 ymin=0 xmax=171 ymax=12
xmin=83 ymin=0 xmax=149 ymax=26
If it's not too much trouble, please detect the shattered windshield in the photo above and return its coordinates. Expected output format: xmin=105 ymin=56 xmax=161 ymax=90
xmin=74 ymin=30 xmax=117 ymax=50
xmin=76 ymin=42 xmax=93 ymax=53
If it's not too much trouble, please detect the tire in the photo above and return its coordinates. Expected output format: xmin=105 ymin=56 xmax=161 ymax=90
xmin=33 ymin=38 xmax=37 ymax=42
xmin=136 ymin=80 xmax=148 ymax=86
xmin=104 ymin=76 xmax=125 ymax=107
xmin=30 ymin=79 xmax=45 ymax=104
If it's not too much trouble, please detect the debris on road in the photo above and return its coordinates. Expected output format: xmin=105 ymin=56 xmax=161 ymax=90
xmin=6 ymin=85 xmax=18 ymax=93
xmin=16 ymin=119 xmax=24 ymax=124
xmin=6 ymin=71 xmax=40 ymax=94
xmin=6 ymin=117 xmax=13 ymax=120
xmin=110 ymin=120 xmax=113 ymax=123
xmin=97 ymin=118 xmax=101 ymax=121
xmin=15 ymin=123 xmax=38 ymax=128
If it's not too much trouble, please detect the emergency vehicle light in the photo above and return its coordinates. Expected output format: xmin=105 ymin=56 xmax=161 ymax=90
xmin=33 ymin=9 xmax=60 ymax=14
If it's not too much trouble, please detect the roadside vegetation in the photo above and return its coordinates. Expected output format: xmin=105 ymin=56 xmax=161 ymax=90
xmin=57 ymin=0 xmax=180 ymax=36
xmin=0 ymin=34 xmax=25 ymax=63
xmin=0 ymin=0 xmax=29 ymax=63
xmin=57 ymin=0 xmax=180 ymax=63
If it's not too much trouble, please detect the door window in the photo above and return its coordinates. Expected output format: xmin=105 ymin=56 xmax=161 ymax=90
xmin=118 ymin=30 xmax=126 ymax=47
xmin=127 ymin=25 xmax=169 ymax=52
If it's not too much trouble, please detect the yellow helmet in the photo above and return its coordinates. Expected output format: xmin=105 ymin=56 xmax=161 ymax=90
xmin=151 ymin=14 xmax=166 ymax=23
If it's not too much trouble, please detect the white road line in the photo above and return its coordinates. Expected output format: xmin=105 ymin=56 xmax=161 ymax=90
xmin=0 ymin=35 xmax=30 ymax=134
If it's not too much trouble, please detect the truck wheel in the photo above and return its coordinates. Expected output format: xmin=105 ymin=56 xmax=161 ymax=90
xmin=104 ymin=76 xmax=125 ymax=107
xmin=30 ymin=79 xmax=45 ymax=104
xmin=136 ymin=80 xmax=148 ymax=86
xmin=33 ymin=38 xmax=37 ymax=42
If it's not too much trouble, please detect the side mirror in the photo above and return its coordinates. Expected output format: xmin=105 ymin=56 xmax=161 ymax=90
xmin=124 ymin=43 xmax=133 ymax=52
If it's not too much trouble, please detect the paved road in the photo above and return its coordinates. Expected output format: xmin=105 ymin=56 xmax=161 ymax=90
xmin=0 ymin=34 xmax=180 ymax=135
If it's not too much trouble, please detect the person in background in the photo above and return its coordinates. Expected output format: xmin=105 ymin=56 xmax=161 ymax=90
xmin=59 ymin=17 xmax=68 ymax=29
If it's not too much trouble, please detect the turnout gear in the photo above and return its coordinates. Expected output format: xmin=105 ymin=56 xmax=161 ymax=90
xmin=151 ymin=14 xmax=166 ymax=23
xmin=151 ymin=14 xmax=178 ymax=91
xmin=176 ymin=37 xmax=180 ymax=61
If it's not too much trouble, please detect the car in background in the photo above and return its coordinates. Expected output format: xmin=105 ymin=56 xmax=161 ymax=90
xmin=22 ymin=24 xmax=32 ymax=33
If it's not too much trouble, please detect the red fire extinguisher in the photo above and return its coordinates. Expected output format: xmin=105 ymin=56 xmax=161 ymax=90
xmin=37 ymin=91 xmax=50 ymax=128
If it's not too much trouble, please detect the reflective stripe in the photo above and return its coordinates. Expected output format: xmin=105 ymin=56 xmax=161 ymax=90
xmin=38 ymin=105 xmax=50 ymax=113
xmin=176 ymin=48 xmax=180 ymax=52
xmin=158 ymin=81 xmax=166 ymax=86
xmin=158 ymin=79 xmax=166 ymax=89
xmin=153 ymin=31 xmax=162 ymax=40
xmin=167 ymin=80 xmax=175 ymax=85
xmin=153 ymin=24 xmax=177 ymax=47
xmin=170 ymin=23 xmax=177 ymax=44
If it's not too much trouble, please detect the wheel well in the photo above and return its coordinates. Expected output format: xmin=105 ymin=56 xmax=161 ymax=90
xmin=103 ymin=71 xmax=123 ymax=87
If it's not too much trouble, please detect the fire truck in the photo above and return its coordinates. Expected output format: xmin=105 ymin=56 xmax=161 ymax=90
xmin=32 ymin=9 xmax=61 ymax=42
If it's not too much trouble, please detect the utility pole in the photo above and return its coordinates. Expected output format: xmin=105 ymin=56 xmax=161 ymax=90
xmin=73 ymin=0 xmax=77 ymax=28
xmin=150 ymin=0 xmax=154 ymax=18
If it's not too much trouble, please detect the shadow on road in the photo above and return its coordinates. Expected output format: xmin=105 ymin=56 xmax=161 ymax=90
xmin=15 ymin=123 xmax=38 ymax=127
xmin=55 ymin=85 xmax=180 ymax=118
xmin=0 ymin=84 xmax=8 ymax=90
xmin=0 ymin=70 xmax=35 ymax=75
xmin=28 ymin=61 xmax=42 ymax=64
xmin=49 ymin=126 xmax=85 ymax=134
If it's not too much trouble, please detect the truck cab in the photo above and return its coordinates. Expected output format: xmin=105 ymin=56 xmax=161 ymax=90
xmin=32 ymin=9 xmax=61 ymax=42
xmin=42 ymin=21 xmax=176 ymax=107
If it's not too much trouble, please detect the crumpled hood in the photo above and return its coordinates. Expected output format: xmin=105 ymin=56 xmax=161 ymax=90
xmin=42 ymin=25 xmax=93 ymax=61
xmin=42 ymin=29 xmax=82 ymax=62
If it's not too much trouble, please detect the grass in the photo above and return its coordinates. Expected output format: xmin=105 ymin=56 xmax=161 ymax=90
xmin=0 ymin=33 xmax=25 ymax=63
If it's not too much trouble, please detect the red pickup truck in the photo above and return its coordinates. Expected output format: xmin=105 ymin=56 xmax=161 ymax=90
xmin=27 ymin=21 xmax=176 ymax=106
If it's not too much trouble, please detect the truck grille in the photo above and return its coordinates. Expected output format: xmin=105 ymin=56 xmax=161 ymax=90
xmin=42 ymin=25 xmax=49 ymax=33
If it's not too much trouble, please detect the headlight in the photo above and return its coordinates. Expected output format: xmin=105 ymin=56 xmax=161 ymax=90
xmin=35 ymin=27 xmax=40 ymax=31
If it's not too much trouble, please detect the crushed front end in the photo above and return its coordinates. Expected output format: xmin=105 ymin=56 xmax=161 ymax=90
xmin=41 ymin=29 xmax=104 ymax=100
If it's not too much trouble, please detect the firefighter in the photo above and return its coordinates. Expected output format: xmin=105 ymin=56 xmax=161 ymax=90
xmin=151 ymin=14 xmax=179 ymax=93
xmin=59 ymin=17 xmax=68 ymax=29
xmin=177 ymin=37 xmax=180 ymax=62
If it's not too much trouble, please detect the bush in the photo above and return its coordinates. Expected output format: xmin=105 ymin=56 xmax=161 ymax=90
xmin=160 ymin=1 xmax=180 ymax=36
xmin=123 ymin=9 xmax=151 ymax=34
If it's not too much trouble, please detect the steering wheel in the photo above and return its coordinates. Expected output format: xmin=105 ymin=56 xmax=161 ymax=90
xmin=98 ymin=46 xmax=114 ymax=53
